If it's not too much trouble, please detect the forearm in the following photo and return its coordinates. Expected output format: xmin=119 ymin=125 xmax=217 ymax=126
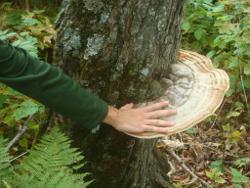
xmin=0 ymin=41 xmax=108 ymax=129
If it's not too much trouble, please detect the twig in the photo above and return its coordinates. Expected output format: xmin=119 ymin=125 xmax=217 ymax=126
xmin=239 ymin=62 xmax=250 ymax=122
xmin=236 ymin=19 xmax=250 ymax=123
xmin=166 ymin=149 xmax=210 ymax=187
xmin=7 ymin=116 xmax=32 ymax=150
xmin=208 ymin=99 xmax=226 ymax=130
xmin=25 ymin=0 xmax=30 ymax=11
xmin=9 ymin=151 xmax=28 ymax=163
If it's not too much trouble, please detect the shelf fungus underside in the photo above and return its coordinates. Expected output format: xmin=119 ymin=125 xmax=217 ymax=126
xmin=127 ymin=50 xmax=230 ymax=139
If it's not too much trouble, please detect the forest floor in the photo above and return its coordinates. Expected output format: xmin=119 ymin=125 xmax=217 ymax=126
xmin=158 ymin=99 xmax=250 ymax=187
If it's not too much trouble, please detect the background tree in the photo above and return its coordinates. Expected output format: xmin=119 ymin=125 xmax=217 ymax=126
xmin=54 ymin=0 xmax=186 ymax=187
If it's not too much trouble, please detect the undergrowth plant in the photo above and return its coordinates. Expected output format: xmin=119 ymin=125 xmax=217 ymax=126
xmin=0 ymin=127 xmax=91 ymax=188
xmin=0 ymin=2 xmax=57 ymax=149
xmin=0 ymin=2 xmax=56 ymax=51
xmin=182 ymin=0 xmax=250 ymax=98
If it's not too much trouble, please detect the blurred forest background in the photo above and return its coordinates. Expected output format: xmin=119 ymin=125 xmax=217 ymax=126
xmin=0 ymin=0 xmax=249 ymax=187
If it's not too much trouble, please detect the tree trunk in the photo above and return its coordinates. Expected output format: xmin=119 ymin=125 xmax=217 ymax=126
xmin=54 ymin=0 xmax=185 ymax=187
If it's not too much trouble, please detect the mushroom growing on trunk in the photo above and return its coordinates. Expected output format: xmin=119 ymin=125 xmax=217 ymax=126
xmin=127 ymin=50 xmax=230 ymax=138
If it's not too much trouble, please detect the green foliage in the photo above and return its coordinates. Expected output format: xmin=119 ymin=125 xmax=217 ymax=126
xmin=206 ymin=168 xmax=226 ymax=184
xmin=234 ymin=157 xmax=250 ymax=168
xmin=182 ymin=0 xmax=250 ymax=97
xmin=0 ymin=127 xmax=91 ymax=188
xmin=0 ymin=137 xmax=12 ymax=185
xmin=13 ymin=100 xmax=41 ymax=121
xmin=173 ymin=182 xmax=184 ymax=188
xmin=0 ymin=2 xmax=56 ymax=51
xmin=207 ymin=160 xmax=250 ymax=187
xmin=0 ymin=84 xmax=44 ymax=127
xmin=209 ymin=160 xmax=224 ymax=172
xmin=0 ymin=30 xmax=38 ymax=58
xmin=231 ymin=167 xmax=249 ymax=184
xmin=0 ymin=1 xmax=56 ymax=149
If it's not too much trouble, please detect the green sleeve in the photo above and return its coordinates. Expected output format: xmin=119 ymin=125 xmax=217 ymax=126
xmin=0 ymin=40 xmax=108 ymax=129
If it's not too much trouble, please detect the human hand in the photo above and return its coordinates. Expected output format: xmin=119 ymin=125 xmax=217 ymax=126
xmin=103 ymin=101 xmax=177 ymax=135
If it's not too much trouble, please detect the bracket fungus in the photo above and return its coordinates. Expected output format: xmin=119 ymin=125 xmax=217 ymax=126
xmin=127 ymin=50 xmax=230 ymax=139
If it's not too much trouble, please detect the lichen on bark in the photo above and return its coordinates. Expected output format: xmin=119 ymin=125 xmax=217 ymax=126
xmin=55 ymin=0 xmax=184 ymax=105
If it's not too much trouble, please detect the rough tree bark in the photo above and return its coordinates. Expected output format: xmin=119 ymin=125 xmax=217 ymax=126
xmin=54 ymin=0 xmax=185 ymax=187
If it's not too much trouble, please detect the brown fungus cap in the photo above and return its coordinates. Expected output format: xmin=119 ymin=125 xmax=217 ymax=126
xmin=127 ymin=50 xmax=230 ymax=139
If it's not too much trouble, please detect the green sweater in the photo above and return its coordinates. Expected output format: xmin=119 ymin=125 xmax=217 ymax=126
xmin=0 ymin=40 xmax=108 ymax=129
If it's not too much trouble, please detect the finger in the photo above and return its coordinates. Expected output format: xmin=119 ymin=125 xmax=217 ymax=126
xmin=120 ymin=103 xmax=134 ymax=110
xmin=143 ymin=125 xmax=169 ymax=134
xmin=142 ymin=101 xmax=169 ymax=112
xmin=145 ymin=119 xmax=175 ymax=127
xmin=146 ymin=109 xmax=177 ymax=118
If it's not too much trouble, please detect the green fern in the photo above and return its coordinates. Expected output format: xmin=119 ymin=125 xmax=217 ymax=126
xmin=0 ymin=137 xmax=12 ymax=187
xmin=0 ymin=127 xmax=91 ymax=188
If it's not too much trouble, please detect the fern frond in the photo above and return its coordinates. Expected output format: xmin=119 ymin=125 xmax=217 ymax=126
xmin=14 ymin=127 xmax=90 ymax=188
xmin=0 ymin=136 xmax=13 ymax=186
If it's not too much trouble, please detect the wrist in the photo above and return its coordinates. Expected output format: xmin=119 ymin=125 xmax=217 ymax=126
xmin=103 ymin=106 xmax=119 ymax=127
